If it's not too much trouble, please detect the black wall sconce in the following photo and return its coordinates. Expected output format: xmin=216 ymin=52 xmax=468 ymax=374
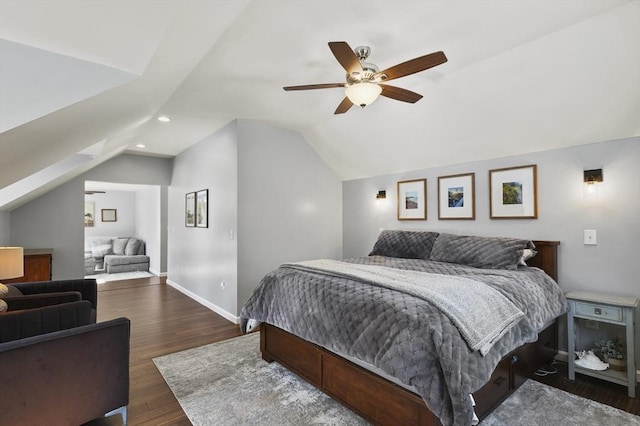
xmin=583 ymin=169 xmax=603 ymax=184
xmin=376 ymin=190 xmax=386 ymax=199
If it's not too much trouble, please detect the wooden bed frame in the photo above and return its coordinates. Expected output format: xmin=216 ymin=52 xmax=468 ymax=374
xmin=260 ymin=240 xmax=560 ymax=426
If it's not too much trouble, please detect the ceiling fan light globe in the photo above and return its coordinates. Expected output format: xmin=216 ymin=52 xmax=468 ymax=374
xmin=345 ymin=82 xmax=382 ymax=108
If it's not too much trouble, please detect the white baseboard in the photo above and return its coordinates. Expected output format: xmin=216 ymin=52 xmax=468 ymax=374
xmin=166 ymin=279 xmax=239 ymax=324
xmin=149 ymin=268 xmax=167 ymax=277
xmin=557 ymin=350 xmax=640 ymax=382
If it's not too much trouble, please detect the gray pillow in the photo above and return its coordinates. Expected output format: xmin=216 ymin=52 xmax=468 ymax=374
xmin=125 ymin=238 xmax=142 ymax=255
xmin=430 ymin=233 xmax=535 ymax=270
xmin=91 ymin=243 xmax=113 ymax=257
xmin=112 ymin=238 xmax=128 ymax=255
xmin=369 ymin=230 xmax=440 ymax=259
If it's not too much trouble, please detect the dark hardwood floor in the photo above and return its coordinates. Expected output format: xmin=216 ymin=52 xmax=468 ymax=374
xmin=92 ymin=277 xmax=639 ymax=425
xmin=94 ymin=277 xmax=241 ymax=426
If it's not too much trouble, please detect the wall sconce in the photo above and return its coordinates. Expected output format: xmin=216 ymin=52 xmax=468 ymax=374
xmin=584 ymin=169 xmax=603 ymax=184
xmin=376 ymin=190 xmax=386 ymax=200
xmin=583 ymin=168 xmax=603 ymax=198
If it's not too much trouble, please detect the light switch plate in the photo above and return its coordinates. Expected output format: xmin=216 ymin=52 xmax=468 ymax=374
xmin=584 ymin=229 xmax=597 ymax=245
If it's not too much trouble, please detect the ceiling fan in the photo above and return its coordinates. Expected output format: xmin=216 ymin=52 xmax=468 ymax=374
xmin=283 ymin=41 xmax=447 ymax=114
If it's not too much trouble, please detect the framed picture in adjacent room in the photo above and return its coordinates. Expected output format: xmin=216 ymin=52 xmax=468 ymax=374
xmin=438 ymin=173 xmax=475 ymax=220
xmin=397 ymin=178 xmax=427 ymax=220
xmin=489 ymin=164 xmax=537 ymax=219
xmin=84 ymin=201 xmax=95 ymax=227
xmin=185 ymin=192 xmax=196 ymax=227
xmin=101 ymin=208 xmax=117 ymax=222
xmin=196 ymin=189 xmax=208 ymax=228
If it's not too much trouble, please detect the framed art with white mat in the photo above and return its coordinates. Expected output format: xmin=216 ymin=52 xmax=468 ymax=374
xmin=438 ymin=173 xmax=475 ymax=220
xmin=490 ymin=164 xmax=537 ymax=219
xmin=397 ymin=178 xmax=427 ymax=220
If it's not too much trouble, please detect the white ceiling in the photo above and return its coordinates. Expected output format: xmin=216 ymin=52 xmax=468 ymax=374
xmin=1 ymin=0 xmax=639 ymax=210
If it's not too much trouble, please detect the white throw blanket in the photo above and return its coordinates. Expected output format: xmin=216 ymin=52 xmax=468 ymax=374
xmin=285 ymin=259 xmax=525 ymax=355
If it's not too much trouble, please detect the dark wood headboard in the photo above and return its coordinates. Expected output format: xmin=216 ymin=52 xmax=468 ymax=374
xmin=529 ymin=240 xmax=560 ymax=282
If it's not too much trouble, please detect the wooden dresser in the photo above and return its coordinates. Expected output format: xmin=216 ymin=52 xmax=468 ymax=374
xmin=2 ymin=248 xmax=53 ymax=283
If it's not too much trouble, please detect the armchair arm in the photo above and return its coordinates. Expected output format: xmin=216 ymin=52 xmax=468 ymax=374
xmin=11 ymin=279 xmax=97 ymax=310
xmin=0 ymin=317 xmax=130 ymax=426
xmin=3 ymin=291 xmax=82 ymax=311
xmin=0 ymin=300 xmax=92 ymax=343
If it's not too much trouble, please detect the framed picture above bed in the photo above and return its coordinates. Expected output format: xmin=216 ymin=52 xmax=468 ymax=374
xmin=438 ymin=173 xmax=475 ymax=220
xmin=489 ymin=164 xmax=538 ymax=219
xmin=397 ymin=178 xmax=427 ymax=220
xmin=185 ymin=192 xmax=196 ymax=227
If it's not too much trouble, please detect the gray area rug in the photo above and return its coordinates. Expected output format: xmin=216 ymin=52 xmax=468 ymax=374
xmin=154 ymin=333 xmax=640 ymax=426
xmin=482 ymin=379 xmax=640 ymax=426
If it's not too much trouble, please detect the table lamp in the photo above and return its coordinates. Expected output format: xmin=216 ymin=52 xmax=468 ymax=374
xmin=0 ymin=247 xmax=24 ymax=289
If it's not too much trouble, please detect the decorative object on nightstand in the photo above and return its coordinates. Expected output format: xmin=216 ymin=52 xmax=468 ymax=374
xmin=593 ymin=337 xmax=626 ymax=371
xmin=566 ymin=291 xmax=638 ymax=398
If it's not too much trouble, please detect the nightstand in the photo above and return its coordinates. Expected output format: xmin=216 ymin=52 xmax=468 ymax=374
xmin=566 ymin=291 xmax=638 ymax=398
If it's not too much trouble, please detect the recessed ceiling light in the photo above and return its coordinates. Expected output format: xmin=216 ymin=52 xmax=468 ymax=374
xmin=157 ymin=116 xmax=171 ymax=122
xmin=136 ymin=144 xmax=146 ymax=148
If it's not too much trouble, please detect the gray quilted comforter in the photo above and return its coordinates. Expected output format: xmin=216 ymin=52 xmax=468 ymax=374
xmin=240 ymin=256 xmax=567 ymax=426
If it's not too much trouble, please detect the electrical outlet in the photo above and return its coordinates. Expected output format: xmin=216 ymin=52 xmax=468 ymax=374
xmin=584 ymin=229 xmax=597 ymax=245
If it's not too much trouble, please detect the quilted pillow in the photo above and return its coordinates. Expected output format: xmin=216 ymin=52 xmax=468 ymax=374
xmin=369 ymin=230 xmax=440 ymax=259
xmin=91 ymin=238 xmax=113 ymax=257
xmin=125 ymin=238 xmax=142 ymax=255
xmin=112 ymin=238 xmax=128 ymax=255
xmin=430 ymin=233 xmax=535 ymax=270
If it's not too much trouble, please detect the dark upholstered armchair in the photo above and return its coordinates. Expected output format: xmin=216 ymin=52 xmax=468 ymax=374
xmin=0 ymin=279 xmax=130 ymax=425
xmin=3 ymin=279 xmax=98 ymax=322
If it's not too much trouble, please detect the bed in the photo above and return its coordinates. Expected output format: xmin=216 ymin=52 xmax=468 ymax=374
xmin=240 ymin=231 xmax=566 ymax=426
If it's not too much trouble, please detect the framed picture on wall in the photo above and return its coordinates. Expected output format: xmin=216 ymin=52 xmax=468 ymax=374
xmin=397 ymin=178 xmax=427 ymax=220
xmin=185 ymin=192 xmax=196 ymax=227
xmin=84 ymin=201 xmax=95 ymax=227
xmin=489 ymin=164 xmax=538 ymax=219
xmin=438 ymin=173 xmax=475 ymax=220
xmin=196 ymin=189 xmax=208 ymax=228
xmin=101 ymin=209 xmax=117 ymax=222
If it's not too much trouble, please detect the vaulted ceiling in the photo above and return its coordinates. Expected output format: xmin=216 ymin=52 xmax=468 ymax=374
xmin=1 ymin=0 xmax=639 ymax=211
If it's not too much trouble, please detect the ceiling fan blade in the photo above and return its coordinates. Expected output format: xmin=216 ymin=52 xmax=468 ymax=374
xmin=380 ymin=85 xmax=423 ymax=103
xmin=374 ymin=51 xmax=447 ymax=82
xmin=334 ymin=97 xmax=354 ymax=114
xmin=328 ymin=41 xmax=363 ymax=75
xmin=283 ymin=83 xmax=344 ymax=91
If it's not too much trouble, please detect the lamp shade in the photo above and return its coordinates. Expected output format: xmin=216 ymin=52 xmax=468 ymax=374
xmin=0 ymin=247 xmax=24 ymax=280
xmin=345 ymin=82 xmax=382 ymax=107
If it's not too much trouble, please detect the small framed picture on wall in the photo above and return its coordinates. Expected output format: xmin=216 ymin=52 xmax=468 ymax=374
xmin=185 ymin=192 xmax=196 ymax=227
xmin=438 ymin=173 xmax=475 ymax=220
xmin=489 ymin=164 xmax=537 ymax=219
xmin=101 ymin=209 xmax=117 ymax=222
xmin=397 ymin=178 xmax=427 ymax=220
xmin=196 ymin=189 xmax=208 ymax=228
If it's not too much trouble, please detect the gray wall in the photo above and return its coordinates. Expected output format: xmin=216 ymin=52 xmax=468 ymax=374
xmin=343 ymin=137 xmax=639 ymax=294
xmin=10 ymin=154 xmax=172 ymax=279
xmin=135 ymin=185 xmax=164 ymax=275
xmin=343 ymin=136 xmax=640 ymax=361
xmin=167 ymin=119 xmax=343 ymax=319
xmin=84 ymin=190 xmax=136 ymax=248
xmin=237 ymin=119 xmax=343 ymax=314
xmin=168 ymin=121 xmax=239 ymax=319
xmin=0 ymin=211 xmax=9 ymax=245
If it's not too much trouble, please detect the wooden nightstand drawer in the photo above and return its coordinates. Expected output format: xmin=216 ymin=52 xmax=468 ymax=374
xmin=575 ymin=301 xmax=622 ymax=321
